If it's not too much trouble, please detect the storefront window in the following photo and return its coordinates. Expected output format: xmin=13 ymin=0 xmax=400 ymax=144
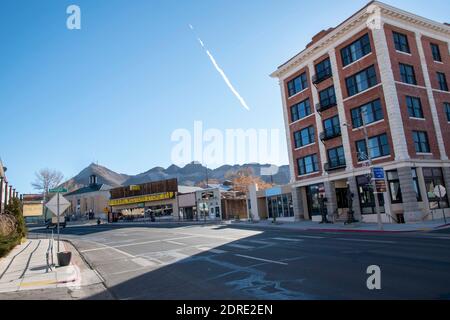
xmin=356 ymin=175 xmax=385 ymax=215
xmin=412 ymin=168 xmax=422 ymax=202
xmin=423 ymin=168 xmax=449 ymax=209
xmin=387 ymin=170 xmax=402 ymax=204
xmin=306 ymin=184 xmax=326 ymax=217
xmin=267 ymin=194 xmax=294 ymax=218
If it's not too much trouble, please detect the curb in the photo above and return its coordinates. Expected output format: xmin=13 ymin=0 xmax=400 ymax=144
xmin=231 ymin=222 xmax=446 ymax=234
xmin=62 ymin=239 xmax=117 ymax=300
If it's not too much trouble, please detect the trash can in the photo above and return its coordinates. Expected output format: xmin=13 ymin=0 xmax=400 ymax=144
xmin=57 ymin=251 xmax=72 ymax=267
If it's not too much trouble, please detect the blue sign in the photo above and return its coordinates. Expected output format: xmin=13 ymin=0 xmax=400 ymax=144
xmin=372 ymin=167 xmax=385 ymax=180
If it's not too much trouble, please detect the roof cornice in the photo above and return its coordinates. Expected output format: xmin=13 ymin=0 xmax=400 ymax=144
xmin=271 ymin=1 xmax=450 ymax=79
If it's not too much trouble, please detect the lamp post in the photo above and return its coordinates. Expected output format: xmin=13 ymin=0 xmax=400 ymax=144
xmin=345 ymin=107 xmax=383 ymax=230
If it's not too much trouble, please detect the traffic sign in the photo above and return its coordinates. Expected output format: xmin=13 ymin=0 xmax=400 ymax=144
xmin=434 ymin=185 xmax=447 ymax=198
xmin=372 ymin=167 xmax=385 ymax=180
xmin=49 ymin=188 xmax=68 ymax=193
xmin=45 ymin=193 xmax=71 ymax=216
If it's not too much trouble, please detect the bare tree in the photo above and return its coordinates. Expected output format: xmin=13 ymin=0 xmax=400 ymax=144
xmin=31 ymin=168 xmax=64 ymax=197
xmin=225 ymin=168 xmax=273 ymax=193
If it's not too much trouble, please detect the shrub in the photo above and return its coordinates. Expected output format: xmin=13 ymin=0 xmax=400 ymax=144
xmin=5 ymin=198 xmax=27 ymax=238
xmin=0 ymin=233 xmax=22 ymax=258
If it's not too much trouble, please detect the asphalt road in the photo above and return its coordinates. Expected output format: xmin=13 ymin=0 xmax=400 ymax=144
xmin=30 ymin=223 xmax=450 ymax=300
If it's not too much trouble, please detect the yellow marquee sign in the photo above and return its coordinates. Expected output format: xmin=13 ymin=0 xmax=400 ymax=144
xmin=109 ymin=192 xmax=175 ymax=207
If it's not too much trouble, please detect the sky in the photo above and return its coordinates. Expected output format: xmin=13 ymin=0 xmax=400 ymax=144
xmin=1 ymin=0 xmax=449 ymax=194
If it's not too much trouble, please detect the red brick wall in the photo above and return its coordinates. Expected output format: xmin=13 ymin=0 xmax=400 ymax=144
xmin=284 ymin=66 xmax=323 ymax=180
xmin=334 ymin=28 xmax=395 ymax=167
xmin=384 ymin=24 xmax=444 ymax=160
xmin=421 ymin=35 xmax=450 ymax=158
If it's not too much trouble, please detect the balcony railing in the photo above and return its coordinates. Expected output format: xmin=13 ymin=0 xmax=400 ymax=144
xmin=324 ymin=160 xmax=346 ymax=172
xmin=312 ymin=68 xmax=333 ymax=85
xmin=320 ymin=127 xmax=341 ymax=141
xmin=315 ymin=100 xmax=337 ymax=113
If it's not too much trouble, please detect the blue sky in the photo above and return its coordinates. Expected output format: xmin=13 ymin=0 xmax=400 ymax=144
xmin=1 ymin=0 xmax=449 ymax=193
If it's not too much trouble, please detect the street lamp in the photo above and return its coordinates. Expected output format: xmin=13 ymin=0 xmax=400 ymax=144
xmin=343 ymin=107 xmax=384 ymax=231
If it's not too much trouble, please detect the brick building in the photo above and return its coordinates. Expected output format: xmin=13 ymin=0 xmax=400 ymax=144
xmin=271 ymin=1 xmax=450 ymax=223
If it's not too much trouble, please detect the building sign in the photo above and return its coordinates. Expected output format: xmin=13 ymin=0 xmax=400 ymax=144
xmin=130 ymin=185 xmax=141 ymax=191
xmin=372 ymin=167 xmax=385 ymax=180
xmin=23 ymin=203 xmax=44 ymax=217
xmin=109 ymin=192 xmax=175 ymax=206
xmin=375 ymin=180 xmax=387 ymax=193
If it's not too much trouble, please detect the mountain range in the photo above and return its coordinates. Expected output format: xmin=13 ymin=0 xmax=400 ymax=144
xmin=61 ymin=163 xmax=291 ymax=191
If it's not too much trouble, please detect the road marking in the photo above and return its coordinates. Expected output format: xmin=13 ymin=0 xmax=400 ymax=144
xmin=20 ymin=279 xmax=57 ymax=287
xmin=113 ymin=236 xmax=196 ymax=249
xmin=83 ymin=235 xmax=197 ymax=254
xmin=296 ymin=235 xmax=325 ymax=239
xmin=80 ymin=241 xmax=136 ymax=258
xmin=197 ymin=247 xmax=227 ymax=254
xmin=132 ymin=257 xmax=156 ymax=267
xmin=336 ymin=238 xmax=396 ymax=244
xmin=164 ymin=240 xmax=186 ymax=246
xmin=226 ymin=244 xmax=254 ymax=250
xmin=272 ymin=237 xmax=304 ymax=242
xmin=247 ymin=240 xmax=272 ymax=245
xmin=235 ymin=254 xmax=288 ymax=266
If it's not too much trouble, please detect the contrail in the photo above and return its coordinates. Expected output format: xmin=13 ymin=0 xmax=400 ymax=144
xmin=189 ymin=24 xmax=250 ymax=111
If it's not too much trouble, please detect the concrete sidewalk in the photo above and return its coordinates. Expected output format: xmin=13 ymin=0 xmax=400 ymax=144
xmin=229 ymin=218 xmax=450 ymax=233
xmin=0 ymin=238 xmax=112 ymax=299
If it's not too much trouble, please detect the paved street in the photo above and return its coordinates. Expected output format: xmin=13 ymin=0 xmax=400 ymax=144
xmin=29 ymin=223 xmax=450 ymax=300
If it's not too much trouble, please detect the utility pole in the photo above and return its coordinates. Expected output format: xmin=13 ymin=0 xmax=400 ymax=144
xmin=361 ymin=110 xmax=384 ymax=231
xmin=57 ymin=192 xmax=60 ymax=252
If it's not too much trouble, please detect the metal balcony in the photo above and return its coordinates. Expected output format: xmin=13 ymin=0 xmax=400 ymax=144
xmin=320 ymin=128 xmax=341 ymax=141
xmin=315 ymin=101 xmax=337 ymax=113
xmin=324 ymin=161 xmax=346 ymax=172
xmin=312 ymin=68 xmax=333 ymax=85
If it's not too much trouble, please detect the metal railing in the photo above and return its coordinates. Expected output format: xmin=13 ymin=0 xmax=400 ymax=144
xmin=45 ymin=230 xmax=54 ymax=273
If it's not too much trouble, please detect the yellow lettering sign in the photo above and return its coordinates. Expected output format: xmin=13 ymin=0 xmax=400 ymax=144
xmin=109 ymin=192 xmax=175 ymax=206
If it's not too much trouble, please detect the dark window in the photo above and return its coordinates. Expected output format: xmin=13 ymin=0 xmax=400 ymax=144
xmin=406 ymin=96 xmax=424 ymax=118
xmin=287 ymin=73 xmax=308 ymax=97
xmin=322 ymin=115 xmax=341 ymax=139
xmin=423 ymin=167 xmax=449 ymax=209
xmin=445 ymin=103 xmax=450 ymax=122
xmin=430 ymin=43 xmax=442 ymax=62
xmin=306 ymin=184 xmax=326 ymax=216
xmin=437 ymin=72 xmax=449 ymax=91
xmin=346 ymin=65 xmax=378 ymax=96
xmin=297 ymin=154 xmax=319 ymax=176
xmin=314 ymin=58 xmax=332 ymax=83
xmin=318 ymin=86 xmax=336 ymax=109
xmin=356 ymin=133 xmax=390 ymax=161
xmin=413 ymin=131 xmax=430 ymax=153
xmin=399 ymin=63 xmax=417 ymax=85
xmin=387 ymin=170 xmax=403 ymax=204
xmin=356 ymin=175 xmax=385 ymax=215
xmin=351 ymin=99 xmax=384 ymax=128
xmin=294 ymin=126 xmax=315 ymax=148
xmin=341 ymin=34 xmax=372 ymax=66
xmin=412 ymin=168 xmax=422 ymax=202
xmin=327 ymin=146 xmax=346 ymax=169
xmin=290 ymin=99 xmax=311 ymax=122
xmin=393 ymin=31 xmax=410 ymax=53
